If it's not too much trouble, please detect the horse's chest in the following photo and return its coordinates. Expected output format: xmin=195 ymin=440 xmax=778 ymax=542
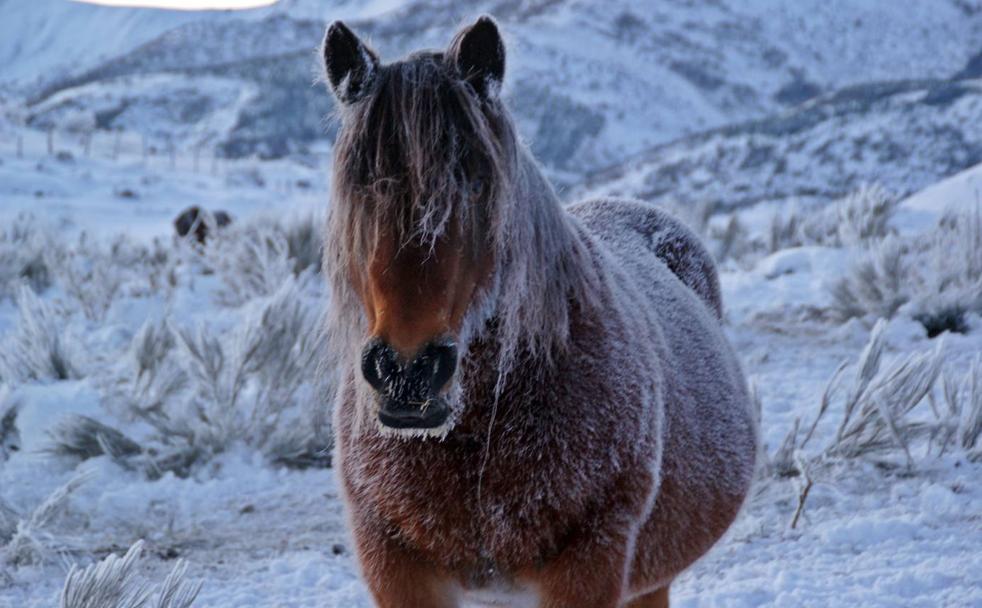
xmin=342 ymin=416 xmax=602 ymax=575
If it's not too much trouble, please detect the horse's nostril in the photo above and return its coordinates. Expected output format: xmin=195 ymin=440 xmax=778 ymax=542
xmin=361 ymin=339 xmax=398 ymax=392
xmin=361 ymin=339 xmax=457 ymax=398
xmin=414 ymin=341 xmax=457 ymax=393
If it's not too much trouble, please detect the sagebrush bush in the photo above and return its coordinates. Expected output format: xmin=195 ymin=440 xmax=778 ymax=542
xmin=830 ymin=205 xmax=982 ymax=335
xmin=774 ymin=320 xmax=958 ymax=472
xmin=769 ymin=183 xmax=899 ymax=252
xmin=46 ymin=233 xmax=176 ymax=321
xmin=55 ymin=276 xmax=331 ymax=477
xmin=2 ymin=472 xmax=90 ymax=566
xmin=0 ymin=212 xmax=55 ymax=299
xmin=0 ymin=285 xmax=82 ymax=384
xmin=205 ymin=213 xmax=323 ymax=307
xmin=828 ymin=235 xmax=909 ymax=321
xmin=59 ymin=540 xmax=201 ymax=608
xmin=937 ymin=356 xmax=982 ymax=460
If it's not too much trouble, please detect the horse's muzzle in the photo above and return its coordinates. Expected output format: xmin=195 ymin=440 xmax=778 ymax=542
xmin=361 ymin=338 xmax=456 ymax=429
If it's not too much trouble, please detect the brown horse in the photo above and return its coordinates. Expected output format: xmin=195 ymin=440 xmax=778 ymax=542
xmin=321 ymin=16 xmax=757 ymax=608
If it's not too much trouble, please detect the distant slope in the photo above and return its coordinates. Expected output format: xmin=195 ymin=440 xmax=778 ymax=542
xmin=578 ymin=77 xmax=982 ymax=210
xmin=0 ymin=0 xmax=214 ymax=87
xmin=6 ymin=0 xmax=982 ymax=177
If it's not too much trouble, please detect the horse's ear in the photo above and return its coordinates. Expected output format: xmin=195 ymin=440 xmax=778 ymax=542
xmin=447 ymin=15 xmax=505 ymax=99
xmin=322 ymin=21 xmax=379 ymax=104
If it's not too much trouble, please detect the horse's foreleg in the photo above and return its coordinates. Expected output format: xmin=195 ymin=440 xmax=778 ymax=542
xmin=531 ymin=533 xmax=630 ymax=608
xmin=351 ymin=517 xmax=457 ymax=608
xmin=529 ymin=470 xmax=655 ymax=608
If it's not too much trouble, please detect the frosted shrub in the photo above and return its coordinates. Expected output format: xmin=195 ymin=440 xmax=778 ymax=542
xmin=833 ymin=183 xmax=900 ymax=246
xmin=205 ymin=213 xmax=323 ymax=307
xmin=936 ymin=356 xmax=982 ymax=460
xmin=769 ymin=183 xmax=899 ymax=252
xmin=830 ymin=205 xmax=982 ymax=335
xmin=778 ymin=321 xmax=948 ymax=472
xmin=0 ymin=212 xmax=58 ymax=299
xmin=47 ymin=415 xmax=142 ymax=462
xmin=172 ymin=275 xmax=328 ymax=456
xmin=0 ymin=285 xmax=82 ymax=384
xmin=828 ymin=235 xmax=909 ymax=321
xmin=908 ymin=206 xmax=982 ymax=336
xmin=51 ymin=277 xmax=331 ymax=476
xmin=59 ymin=540 xmax=202 ymax=608
xmin=3 ymin=473 xmax=90 ymax=566
xmin=283 ymin=213 xmax=323 ymax=275
xmin=44 ymin=233 xmax=174 ymax=322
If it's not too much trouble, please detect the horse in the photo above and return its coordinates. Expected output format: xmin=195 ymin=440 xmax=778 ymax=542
xmin=320 ymin=16 xmax=757 ymax=608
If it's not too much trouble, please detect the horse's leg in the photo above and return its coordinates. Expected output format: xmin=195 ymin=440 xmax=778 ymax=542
xmin=529 ymin=471 xmax=655 ymax=608
xmin=351 ymin=515 xmax=457 ymax=608
xmin=624 ymin=586 xmax=669 ymax=608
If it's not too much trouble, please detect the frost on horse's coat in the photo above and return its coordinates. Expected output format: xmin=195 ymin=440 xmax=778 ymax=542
xmin=321 ymin=15 xmax=757 ymax=608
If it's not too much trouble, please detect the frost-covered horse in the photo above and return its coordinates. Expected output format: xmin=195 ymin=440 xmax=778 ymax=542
xmin=320 ymin=16 xmax=757 ymax=608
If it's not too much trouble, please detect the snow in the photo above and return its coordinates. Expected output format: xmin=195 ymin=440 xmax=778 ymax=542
xmin=0 ymin=0 xmax=209 ymax=87
xmin=2 ymin=2 xmax=982 ymax=606
xmin=0 ymin=139 xmax=978 ymax=608
xmin=896 ymin=161 xmax=982 ymax=234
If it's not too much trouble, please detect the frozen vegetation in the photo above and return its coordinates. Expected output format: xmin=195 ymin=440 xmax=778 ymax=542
xmin=0 ymin=134 xmax=979 ymax=608
xmin=1 ymin=1 xmax=982 ymax=606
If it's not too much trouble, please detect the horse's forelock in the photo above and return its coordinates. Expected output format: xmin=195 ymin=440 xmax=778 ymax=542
xmin=333 ymin=54 xmax=513 ymax=247
xmin=325 ymin=50 xmax=598 ymax=399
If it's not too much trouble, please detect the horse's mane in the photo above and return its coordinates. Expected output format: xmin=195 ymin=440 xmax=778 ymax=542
xmin=324 ymin=50 xmax=600 ymax=388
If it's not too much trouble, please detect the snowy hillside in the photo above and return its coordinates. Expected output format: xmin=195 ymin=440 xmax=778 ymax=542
xmin=6 ymin=0 xmax=982 ymax=177
xmin=2 ymin=1 xmax=982 ymax=607
xmin=578 ymin=77 xmax=982 ymax=210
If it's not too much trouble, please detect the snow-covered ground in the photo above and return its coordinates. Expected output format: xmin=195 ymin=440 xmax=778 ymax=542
xmin=3 ymin=1 xmax=982 ymax=605
xmin=0 ymin=133 xmax=981 ymax=607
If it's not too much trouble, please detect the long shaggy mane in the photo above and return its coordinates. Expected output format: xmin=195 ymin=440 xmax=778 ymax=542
xmin=324 ymin=49 xmax=599 ymax=428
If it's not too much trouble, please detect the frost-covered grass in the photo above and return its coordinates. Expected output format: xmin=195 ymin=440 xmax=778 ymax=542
xmin=0 ymin=209 xmax=331 ymax=482
xmin=0 ymin=286 xmax=82 ymax=384
xmin=0 ymin=213 xmax=54 ymax=299
xmin=677 ymin=184 xmax=901 ymax=270
xmin=1 ymin=149 xmax=981 ymax=606
xmin=768 ymin=320 xmax=960 ymax=475
xmin=768 ymin=183 xmax=900 ymax=252
xmin=830 ymin=205 xmax=982 ymax=335
xmin=60 ymin=540 xmax=201 ymax=608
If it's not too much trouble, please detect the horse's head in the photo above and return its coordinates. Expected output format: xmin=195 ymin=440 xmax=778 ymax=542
xmin=323 ymin=17 xmax=511 ymax=431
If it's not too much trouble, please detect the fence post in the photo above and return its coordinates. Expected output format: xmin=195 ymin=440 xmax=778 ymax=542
xmin=168 ymin=141 xmax=176 ymax=170
xmin=16 ymin=134 xmax=23 ymax=159
xmin=46 ymin=128 xmax=54 ymax=155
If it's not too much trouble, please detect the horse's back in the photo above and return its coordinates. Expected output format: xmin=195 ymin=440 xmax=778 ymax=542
xmin=568 ymin=198 xmax=722 ymax=319
xmin=568 ymin=197 xmax=758 ymax=592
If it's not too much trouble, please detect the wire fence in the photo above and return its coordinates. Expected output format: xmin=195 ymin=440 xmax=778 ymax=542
xmin=1 ymin=126 xmax=332 ymax=196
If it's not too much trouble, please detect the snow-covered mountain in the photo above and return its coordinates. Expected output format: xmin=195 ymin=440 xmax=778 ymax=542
xmin=579 ymin=75 xmax=982 ymax=209
xmin=5 ymin=0 xmax=982 ymax=189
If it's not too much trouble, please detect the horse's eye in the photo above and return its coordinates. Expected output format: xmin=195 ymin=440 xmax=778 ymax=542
xmin=470 ymin=179 xmax=485 ymax=198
